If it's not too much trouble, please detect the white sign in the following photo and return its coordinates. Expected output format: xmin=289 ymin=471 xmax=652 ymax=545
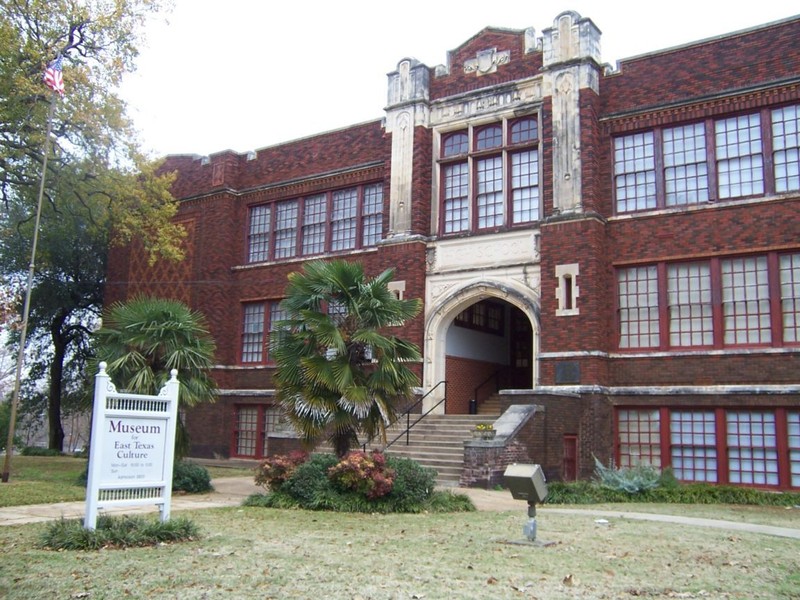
xmin=100 ymin=417 xmax=167 ymax=483
xmin=83 ymin=363 xmax=180 ymax=530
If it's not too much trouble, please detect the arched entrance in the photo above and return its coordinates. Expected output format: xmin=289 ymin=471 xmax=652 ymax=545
xmin=423 ymin=280 xmax=540 ymax=414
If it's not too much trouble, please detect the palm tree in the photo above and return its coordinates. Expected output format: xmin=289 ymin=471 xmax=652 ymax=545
xmin=272 ymin=260 xmax=422 ymax=457
xmin=93 ymin=296 xmax=218 ymax=457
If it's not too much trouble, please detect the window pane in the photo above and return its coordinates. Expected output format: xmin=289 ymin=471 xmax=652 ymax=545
xmin=331 ymin=188 xmax=357 ymax=251
xmin=780 ymin=253 xmax=800 ymax=343
xmin=443 ymin=162 xmax=469 ymax=233
xmin=361 ymin=183 xmax=383 ymax=247
xmin=248 ymin=205 xmax=271 ymax=263
xmin=511 ymin=150 xmax=539 ymax=223
xmin=241 ymin=303 xmax=265 ymax=363
xmin=267 ymin=303 xmax=287 ymax=362
xmin=670 ymin=411 xmax=717 ymax=482
xmin=301 ymin=194 xmax=327 ymax=255
xmin=510 ymin=118 xmax=538 ymax=144
xmin=443 ymin=131 xmax=468 ymax=157
xmin=716 ymin=113 xmax=764 ymax=199
xmin=274 ymin=200 xmax=298 ymax=259
xmin=667 ymin=262 xmax=713 ymax=347
xmin=618 ymin=266 xmax=660 ymax=348
xmin=664 ymin=123 xmax=709 ymax=206
xmin=476 ymin=156 xmax=503 ymax=228
xmin=618 ymin=409 xmax=661 ymax=468
xmin=772 ymin=104 xmax=800 ymax=193
xmin=721 ymin=256 xmax=771 ymax=345
xmin=727 ymin=411 xmax=778 ymax=485
xmin=476 ymin=125 xmax=502 ymax=150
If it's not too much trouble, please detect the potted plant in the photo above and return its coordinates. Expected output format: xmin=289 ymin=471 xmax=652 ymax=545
xmin=472 ymin=422 xmax=496 ymax=440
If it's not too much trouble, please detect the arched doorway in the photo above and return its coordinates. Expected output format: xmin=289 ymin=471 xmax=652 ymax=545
xmin=423 ymin=280 xmax=540 ymax=414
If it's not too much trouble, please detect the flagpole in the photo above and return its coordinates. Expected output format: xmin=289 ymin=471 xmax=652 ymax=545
xmin=1 ymin=94 xmax=56 ymax=483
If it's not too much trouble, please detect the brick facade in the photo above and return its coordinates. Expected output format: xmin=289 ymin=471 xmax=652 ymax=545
xmin=106 ymin=11 xmax=800 ymax=489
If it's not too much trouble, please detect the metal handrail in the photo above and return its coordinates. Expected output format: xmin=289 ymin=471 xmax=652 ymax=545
xmin=382 ymin=380 xmax=447 ymax=451
xmin=471 ymin=369 xmax=500 ymax=414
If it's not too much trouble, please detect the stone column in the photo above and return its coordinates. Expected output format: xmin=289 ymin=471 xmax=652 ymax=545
xmin=385 ymin=58 xmax=430 ymax=237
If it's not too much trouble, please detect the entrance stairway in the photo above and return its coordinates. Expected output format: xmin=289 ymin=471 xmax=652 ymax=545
xmin=373 ymin=413 xmax=500 ymax=487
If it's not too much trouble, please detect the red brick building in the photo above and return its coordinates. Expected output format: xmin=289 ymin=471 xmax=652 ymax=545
xmin=106 ymin=11 xmax=800 ymax=489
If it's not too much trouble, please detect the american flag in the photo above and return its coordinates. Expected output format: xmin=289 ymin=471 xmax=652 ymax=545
xmin=43 ymin=55 xmax=65 ymax=96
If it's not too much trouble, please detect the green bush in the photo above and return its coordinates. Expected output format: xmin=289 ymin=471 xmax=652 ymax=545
xmin=545 ymin=479 xmax=800 ymax=506
xmin=281 ymin=453 xmax=338 ymax=507
xmin=172 ymin=461 xmax=213 ymax=493
xmin=0 ymin=402 xmax=21 ymax=452
xmin=39 ymin=515 xmax=199 ymax=551
xmin=76 ymin=460 xmax=212 ymax=493
xmin=21 ymin=446 xmax=63 ymax=457
xmin=385 ymin=456 xmax=437 ymax=510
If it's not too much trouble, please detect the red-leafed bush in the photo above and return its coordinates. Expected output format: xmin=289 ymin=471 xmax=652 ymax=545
xmin=254 ymin=451 xmax=309 ymax=491
xmin=327 ymin=450 xmax=395 ymax=500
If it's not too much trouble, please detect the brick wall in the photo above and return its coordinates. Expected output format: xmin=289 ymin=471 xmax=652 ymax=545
xmin=444 ymin=356 xmax=505 ymax=414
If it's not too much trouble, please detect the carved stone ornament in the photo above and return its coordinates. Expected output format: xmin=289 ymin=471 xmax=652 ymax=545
xmin=463 ymin=48 xmax=510 ymax=76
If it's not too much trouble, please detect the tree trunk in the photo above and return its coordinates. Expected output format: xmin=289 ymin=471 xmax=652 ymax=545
xmin=47 ymin=322 xmax=66 ymax=452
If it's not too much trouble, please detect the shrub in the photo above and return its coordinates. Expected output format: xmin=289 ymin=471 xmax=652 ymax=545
xmin=254 ymin=451 xmax=308 ymax=492
xmin=328 ymin=450 xmax=395 ymax=500
xmin=385 ymin=456 xmax=437 ymax=509
xmin=545 ymin=479 xmax=800 ymax=506
xmin=21 ymin=446 xmax=62 ymax=457
xmin=39 ymin=515 xmax=199 ymax=551
xmin=593 ymin=456 xmax=661 ymax=494
xmin=243 ymin=452 xmax=472 ymax=513
xmin=172 ymin=461 xmax=213 ymax=493
xmin=281 ymin=453 xmax=339 ymax=507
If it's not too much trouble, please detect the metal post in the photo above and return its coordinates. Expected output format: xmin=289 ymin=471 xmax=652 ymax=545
xmin=2 ymin=96 xmax=56 ymax=483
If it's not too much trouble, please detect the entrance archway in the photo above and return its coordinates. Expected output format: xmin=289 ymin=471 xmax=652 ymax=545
xmin=423 ymin=279 xmax=540 ymax=414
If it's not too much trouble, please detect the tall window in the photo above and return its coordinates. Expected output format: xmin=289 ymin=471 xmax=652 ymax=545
xmin=727 ymin=411 xmax=778 ymax=486
xmin=248 ymin=205 xmax=271 ymax=262
xmin=331 ymin=188 xmax=358 ymax=251
xmin=716 ymin=114 xmax=764 ymax=199
xmin=618 ymin=251 xmax=800 ymax=350
xmin=241 ymin=301 xmax=284 ymax=364
xmin=670 ymin=411 xmax=717 ymax=482
xmin=613 ymin=104 xmax=800 ymax=213
xmin=241 ymin=303 xmax=265 ymax=363
xmin=780 ymin=253 xmax=800 ymax=343
xmin=301 ymin=194 xmax=327 ymax=255
xmin=439 ymin=116 xmax=539 ymax=234
xmin=772 ymin=105 xmax=800 ymax=193
xmin=789 ymin=411 xmax=800 ymax=487
xmin=617 ymin=266 xmax=659 ymax=349
xmin=246 ymin=183 xmax=383 ymax=263
xmin=667 ymin=262 xmax=713 ymax=347
xmin=274 ymin=200 xmax=298 ymax=259
xmin=721 ymin=256 xmax=771 ymax=345
xmin=614 ymin=131 xmax=656 ymax=213
xmin=664 ymin=123 xmax=709 ymax=206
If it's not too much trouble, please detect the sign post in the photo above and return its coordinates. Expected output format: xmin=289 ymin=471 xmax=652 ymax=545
xmin=84 ymin=362 xmax=180 ymax=530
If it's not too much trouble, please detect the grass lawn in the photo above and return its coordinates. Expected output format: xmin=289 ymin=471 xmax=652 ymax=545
xmin=0 ymin=456 xmax=255 ymax=507
xmin=1 ymin=506 xmax=798 ymax=599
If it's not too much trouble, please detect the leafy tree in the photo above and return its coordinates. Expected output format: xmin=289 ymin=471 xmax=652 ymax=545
xmin=0 ymin=0 xmax=183 ymax=452
xmin=273 ymin=260 xmax=422 ymax=457
xmin=93 ymin=296 xmax=218 ymax=457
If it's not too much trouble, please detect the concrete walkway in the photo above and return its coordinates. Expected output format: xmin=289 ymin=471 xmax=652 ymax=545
xmin=2 ymin=477 xmax=799 ymax=540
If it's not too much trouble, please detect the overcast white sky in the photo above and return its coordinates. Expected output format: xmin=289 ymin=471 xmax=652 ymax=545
xmin=119 ymin=1 xmax=798 ymax=158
